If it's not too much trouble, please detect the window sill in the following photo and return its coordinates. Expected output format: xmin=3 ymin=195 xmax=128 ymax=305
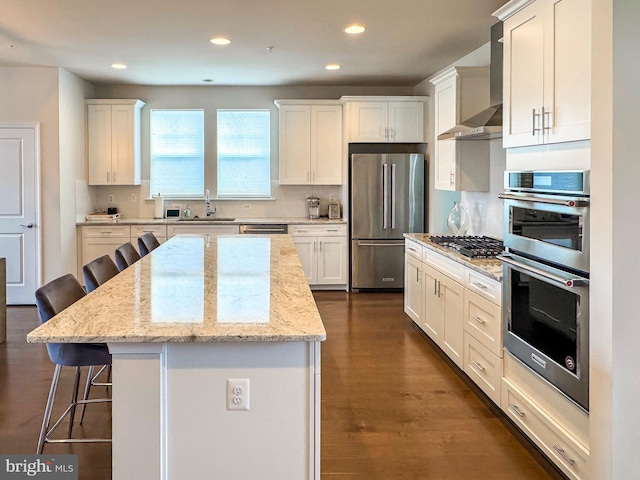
xmin=145 ymin=196 xmax=277 ymax=202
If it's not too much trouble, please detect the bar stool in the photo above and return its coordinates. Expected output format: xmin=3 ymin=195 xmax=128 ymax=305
xmin=114 ymin=242 xmax=141 ymax=271
xmin=138 ymin=232 xmax=161 ymax=257
xmin=81 ymin=255 xmax=120 ymax=420
xmin=34 ymin=274 xmax=112 ymax=454
xmin=82 ymin=255 xmax=119 ymax=293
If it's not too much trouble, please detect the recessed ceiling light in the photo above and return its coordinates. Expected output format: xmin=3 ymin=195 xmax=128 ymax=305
xmin=210 ymin=37 xmax=231 ymax=45
xmin=344 ymin=24 xmax=365 ymax=34
xmin=325 ymin=64 xmax=341 ymax=70
xmin=111 ymin=63 xmax=127 ymax=69
xmin=203 ymin=79 xmax=214 ymax=83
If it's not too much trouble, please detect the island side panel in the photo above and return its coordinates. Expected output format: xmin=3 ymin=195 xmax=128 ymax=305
xmin=109 ymin=343 xmax=165 ymax=480
xmin=165 ymin=341 xmax=318 ymax=479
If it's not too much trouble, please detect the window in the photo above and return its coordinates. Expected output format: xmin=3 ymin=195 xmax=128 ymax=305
xmin=150 ymin=109 xmax=204 ymax=197
xmin=217 ymin=110 xmax=271 ymax=198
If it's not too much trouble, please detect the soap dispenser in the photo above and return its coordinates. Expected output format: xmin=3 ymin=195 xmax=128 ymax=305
xmin=183 ymin=204 xmax=191 ymax=219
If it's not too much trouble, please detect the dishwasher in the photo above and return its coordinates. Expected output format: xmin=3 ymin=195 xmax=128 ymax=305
xmin=239 ymin=224 xmax=288 ymax=234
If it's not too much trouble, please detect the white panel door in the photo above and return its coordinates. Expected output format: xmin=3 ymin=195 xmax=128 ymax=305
xmin=292 ymin=236 xmax=316 ymax=284
xmin=388 ymin=101 xmax=424 ymax=142
xmin=279 ymin=105 xmax=311 ymax=184
xmin=310 ymin=105 xmax=342 ymax=185
xmin=316 ymin=236 xmax=346 ymax=285
xmin=0 ymin=126 xmax=39 ymax=304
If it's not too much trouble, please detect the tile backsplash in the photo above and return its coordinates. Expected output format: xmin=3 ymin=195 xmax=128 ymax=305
xmin=80 ymin=181 xmax=344 ymax=220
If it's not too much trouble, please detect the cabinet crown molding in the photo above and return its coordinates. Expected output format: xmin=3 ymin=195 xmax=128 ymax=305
xmin=339 ymin=95 xmax=428 ymax=104
xmin=274 ymin=99 xmax=342 ymax=107
xmin=85 ymin=99 xmax=145 ymax=107
xmin=429 ymin=66 xmax=489 ymax=86
xmin=492 ymin=0 xmax=535 ymax=21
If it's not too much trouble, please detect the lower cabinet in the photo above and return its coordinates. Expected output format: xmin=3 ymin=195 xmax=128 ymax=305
xmin=167 ymin=224 xmax=239 ymax=236
xmin=131 ymin=224 xmax=168 ymax=244
xmin=80 ymin=225 xmax=131 ymax=275
xmin=502 ymin=353 xmax=589 ymax=480
xmin=291 ymin=225 xmax=347 ymax=288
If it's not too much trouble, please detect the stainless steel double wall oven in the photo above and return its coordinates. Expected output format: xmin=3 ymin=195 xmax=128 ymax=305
xmin=499 ymin=170 xmax=590 ymax=411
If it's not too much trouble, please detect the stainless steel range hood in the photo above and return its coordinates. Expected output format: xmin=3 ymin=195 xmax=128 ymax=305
xmin=438 ymin=22 xmax=503 ymax=141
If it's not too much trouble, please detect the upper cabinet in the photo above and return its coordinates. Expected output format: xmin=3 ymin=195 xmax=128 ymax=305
xmin=430 ymin=67 xmax=490 ymax=191
xmin=87 ymin=99 xmax=145 ymax=185
xmin=342 ymin=97 xmax=428 ymax=143
xmin=276 ymin=100 xmax=342 ymax=185
xmin=495 ymin=0 xmax=591 ymax=148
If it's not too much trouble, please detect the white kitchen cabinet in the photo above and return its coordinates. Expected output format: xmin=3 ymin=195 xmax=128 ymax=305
xmin=342 ymin=97 xmax=427 ymax=143
xmin=79 ymin=225 xmax=131 ymax=281
xmin=423 ymin=264 xmax=464 ymax=368
xmin=276 ymin=101 xmax=342 ymax=185
xmin=131 ymin=225 xmax=168 ymax=244
xmin=167 ymin=224 xmax=240 ymax=237
xmin=290 ymin=224 xmax=347 ymax=287
xmin=430 ymin=67 xmax=490 ymax=191
xmin=87 ymin=99 xmax=145 ymax=185
xmin=502 ymin=353 xmax=589 ymax=480
xmin=495 ymin=0 xmax=591 ymax=148
xmin=403 ymin=253 xmax=423 ymax=324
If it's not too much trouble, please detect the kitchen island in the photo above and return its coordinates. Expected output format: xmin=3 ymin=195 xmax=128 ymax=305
xmin=28 ymin=235 xmax=325 ymax=479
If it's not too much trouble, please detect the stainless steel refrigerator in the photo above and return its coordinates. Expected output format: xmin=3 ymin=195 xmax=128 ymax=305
xmin=350 ymin=153 xmax=424 ymax=291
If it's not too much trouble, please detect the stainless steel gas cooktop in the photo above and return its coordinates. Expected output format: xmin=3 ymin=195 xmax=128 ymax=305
xmin=428 ymin=235 xmax=504 ymax=259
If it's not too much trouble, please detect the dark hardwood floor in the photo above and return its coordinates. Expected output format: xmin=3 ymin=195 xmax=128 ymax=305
xmin=0 ymin=293 xmax=565 ymax=479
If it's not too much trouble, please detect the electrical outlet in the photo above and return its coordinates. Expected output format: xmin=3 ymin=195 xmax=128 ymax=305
xmin=108 ymin=194 xmax=115 ymax=203
xmin=243 ymin=204 xmax=251 ymax=209
xmin=130 ymin=193 xmax=137 ymax=203
xmin=226 ymin=378 xmax=250 ymax=411
xmin=329 ymin=194 xmax=336 ymax=201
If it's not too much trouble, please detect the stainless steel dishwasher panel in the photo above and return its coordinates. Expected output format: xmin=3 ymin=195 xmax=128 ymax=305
xmin=351 ymin=239 xmax=405 ymax=290
xmin=239 ymin=224 xmax=288 ymax=234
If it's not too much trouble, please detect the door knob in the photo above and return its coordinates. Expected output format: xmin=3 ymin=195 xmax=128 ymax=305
xmin=20 ymin=222 xmax=34 ymax=228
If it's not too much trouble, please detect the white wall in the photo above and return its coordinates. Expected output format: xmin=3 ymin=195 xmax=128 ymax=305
xmin=590 ymin=0 xmax=640 ymax=478
xmin=0 ymin=67 xmax=61 ymax=283
xmin=415 ymin=43 xmax=500 ymax=236
xmin=91 ymin=84 xmax=414 ymax=219
xmin=58 ymin=69 xmax=95 ymax=276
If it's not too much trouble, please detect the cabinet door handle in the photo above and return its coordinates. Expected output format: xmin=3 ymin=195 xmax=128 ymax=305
xmin=313 ymin=241 xmax=316 ymax=252
xmin=472 ymin=315 xmax=485 ymax=324
xmin=106 ymin=172 xmax=110 ymax=182
xmin=472 ymin=361 xmax=485 ymax=372
xmin=532 ymin=108 xmax=540 ymax=136
xmin=112 ymin=171 xmax=116 ymax=182
xmin=449 ymin=172 xmax=454 ymax=186
xmin=437 ymin=280 xmax=441 ymax=298
xmin=472 ymin=281 xmax=488 ymax=290
xmin=434 ymin=278 xmax=437 ymax=295
xmin=542 ymin=106 xmax=552 ymax=132
xmin=552 ymin=445 xmax=576 ymax=466
xmin=508 ymin=403 xmax=525 ymax=418
xmin=416 ymin=268 xmax=419 ymax=282
xmin=319 ymin=240 xmax=323 ymax=252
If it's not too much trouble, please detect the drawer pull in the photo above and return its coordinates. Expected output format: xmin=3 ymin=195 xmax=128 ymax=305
xmin=408 ymin=247 xmax=417 ymax=253
xmin=472 ymin=315 xmax=486 ymax=324
xmin=100 ymin=231 xmax=113 ymax=234
xmin=472 ymin=281 xmax=488 ymax=290
xmin=508 ymin=403 xmax=525 ymax=418
xmin=327 ymin=229 xmax=339 ymax=232
xmin=472 ymin=361 xmax=485 ymax=372
xmin=296 ymin=229 xmax=308 ymax=233
xmin=553 ymin=445 xmax=576 ymax=466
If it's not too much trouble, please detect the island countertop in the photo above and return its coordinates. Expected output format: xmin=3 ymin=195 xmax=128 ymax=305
xmin=27 ymin=235 xmax=326 ymax=344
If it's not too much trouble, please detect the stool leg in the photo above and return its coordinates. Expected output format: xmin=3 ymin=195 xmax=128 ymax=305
xmin=67 ymin=366 xmax=81 ymax=438
xmin=79 ymin=365 xmax=94 ymax=424
xmin=37 ymin=364 xmax=62 ymax=454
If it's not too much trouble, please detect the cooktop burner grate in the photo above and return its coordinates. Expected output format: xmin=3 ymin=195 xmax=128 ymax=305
xmin=428 ymin=235 xmax=504 ymax=259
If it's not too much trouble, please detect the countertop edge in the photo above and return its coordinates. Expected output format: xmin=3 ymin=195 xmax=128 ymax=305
xmin=77 ymin=217 xmax=347 ymax=226
xmin=27 ymin=333 xmax=327 ymax=343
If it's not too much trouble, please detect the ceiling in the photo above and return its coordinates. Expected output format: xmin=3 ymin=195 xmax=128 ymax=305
xmin=0 ymin=0 xmax=507 ymax=87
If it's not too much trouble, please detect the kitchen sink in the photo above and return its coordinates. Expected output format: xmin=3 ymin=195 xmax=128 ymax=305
xmin=178 ymin=217 xmax=236 ymax=222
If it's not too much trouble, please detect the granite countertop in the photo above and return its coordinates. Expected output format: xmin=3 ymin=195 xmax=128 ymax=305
xmin=77 ymin=217 xmax=347 ymax=226
xmin=404 ymin=233 xmax=503 ymax=282
xmin=27 ymin=235 xmax=326 ymax=344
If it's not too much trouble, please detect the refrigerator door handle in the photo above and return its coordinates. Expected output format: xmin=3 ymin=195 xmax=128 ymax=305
xmin=391 ymin=163 xmax=397 ymax=229
xmin=382 ymin=163 xmax=389 ymax=229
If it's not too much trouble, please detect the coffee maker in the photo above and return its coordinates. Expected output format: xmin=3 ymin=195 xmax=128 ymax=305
xmin=307 ymin=197 xmax=320 ymax=219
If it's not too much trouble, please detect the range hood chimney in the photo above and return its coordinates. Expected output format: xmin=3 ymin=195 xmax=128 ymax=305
xmin=438 ymin=22 xmax=503 ymax=141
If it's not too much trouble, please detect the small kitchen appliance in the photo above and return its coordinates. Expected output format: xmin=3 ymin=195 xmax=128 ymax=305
xmin=307 ymin=197 xmax=320 ymax=219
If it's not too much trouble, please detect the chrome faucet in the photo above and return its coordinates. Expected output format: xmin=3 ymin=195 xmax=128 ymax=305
xmin=205 ymin=189 xmax=216 ymax=218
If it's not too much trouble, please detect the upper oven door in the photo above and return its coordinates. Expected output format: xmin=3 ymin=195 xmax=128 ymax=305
xmin=499 ymin=192 xmax=590 ymax=273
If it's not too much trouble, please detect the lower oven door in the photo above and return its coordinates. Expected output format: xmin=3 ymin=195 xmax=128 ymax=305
xmin=500 ymin=253 xmax=589 ymax=411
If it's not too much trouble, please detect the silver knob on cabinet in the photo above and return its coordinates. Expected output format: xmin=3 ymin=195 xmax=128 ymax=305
xmin=20 ymin=222 xmax=34 ymax=228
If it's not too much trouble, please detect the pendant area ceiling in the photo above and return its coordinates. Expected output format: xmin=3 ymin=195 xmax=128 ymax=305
xmin=0 ymin=0 xmax=507 ymax=86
